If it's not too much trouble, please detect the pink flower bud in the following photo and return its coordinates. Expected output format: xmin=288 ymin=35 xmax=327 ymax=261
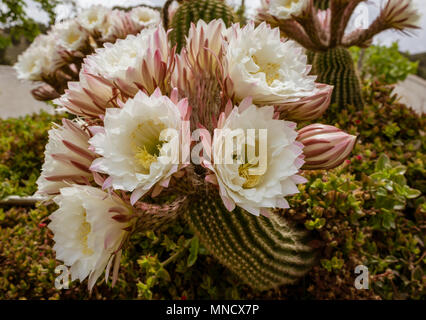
xmin=382 ymin=0 xmax=421 ymax=30
xmin=276 ymin=83 xmax=333 ymax=121
xmin=31 ymin=84 xmax=60 ymax=101
xmin=297 ymin=124 xmax=357 ymax=170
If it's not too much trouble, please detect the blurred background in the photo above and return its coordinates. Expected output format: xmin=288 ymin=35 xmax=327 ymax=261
xmin=0 ymin=0 xmax=425 ymax=118
xmin=2 ymin=0 xmax=426 ymax=64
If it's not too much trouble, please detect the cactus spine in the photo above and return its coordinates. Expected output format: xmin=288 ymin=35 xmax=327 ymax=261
xmin=312 ymin=47 xmax=364 ymax=108
xmin=185 ymin=191 xmax=315 ymax=290
xmin=170 ymin=0 xmax=238 ymax=52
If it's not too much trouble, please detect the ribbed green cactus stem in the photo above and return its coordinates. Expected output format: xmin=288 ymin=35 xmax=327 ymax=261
xmin=170 ymin=0 xmax=238 ymax=52
xmin=314 ymin=0 xmax=329 ymax=10
xmin=312 ymin=47 xmax=364 ymax=108
xmin=185 ymin=191 xmax=316 ymax=291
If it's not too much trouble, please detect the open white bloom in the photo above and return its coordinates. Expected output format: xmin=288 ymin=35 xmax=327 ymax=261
xmin=85 ymin=26 xmax=169 ymax=96
xmin=14 ymin=33 xmax=61 ymax=80
xmin=77 ymin=5 xmax=110 ymax=33
xmin=210 ymin=100 xmax=305 ymax=216
xmin=128 ymin=6 xmax=161 ymax=29
xmin=84 ymin=27 xmax=156 ymax=82
xmin=89 ymin=89 xmax=190 ymax=204
xmin=14 ymin=45 xmax=46 ymax=81
xmin=264 ymin=0 xmax=308 ymax=20
xmin=49 ymin=185 xmax=132 ymax=290
xmin=53 ymin=19 xmax=88 ymax=51
xmin=36 ymin=119 xmax=96 ymax=195
xmin=225 ymin=22 xmax=317 ymax=105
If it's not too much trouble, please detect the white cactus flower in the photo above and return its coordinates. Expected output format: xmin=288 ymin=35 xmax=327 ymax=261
xmin=49 ymin=185 xmax=132 ymax=290
xmin=210 ymin=100 xmax=305 ymax=216
xmin=225 ymin=22 xmax=317 ymax=105
xmin=89 ymin=89 xmax=190 ymax=204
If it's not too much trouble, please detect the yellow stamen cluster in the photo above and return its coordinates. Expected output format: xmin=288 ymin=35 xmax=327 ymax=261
xmin=238 ymin=162 xmax=263 ymax=189
xmin=135 ymin=146 xmax=158 ymax=172
xmin=251 ymin=55 xmax=280 ymax=86
xmin=78 ymin=212 xmax=94 ymax=256
xmin=67 ymin=31 xmax=80 ymax=45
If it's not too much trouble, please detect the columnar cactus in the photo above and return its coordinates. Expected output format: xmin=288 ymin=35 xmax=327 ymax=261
xmin=169 ymin=0 xmax=238 ymax=51
xmin=314 ymin=0 xmax=329 ymax=10
xmin=258 ymin=0 xmax=421 ymax=109
xmin=312 ymin=47 xmax=363 ymax=109
xmin=186 ymin=190 xmax=315 ymax=290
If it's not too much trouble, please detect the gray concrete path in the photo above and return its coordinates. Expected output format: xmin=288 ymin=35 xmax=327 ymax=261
xmin=394 ymin=75 xmax=426 ymax=116
xmin=0 ymin=65 xmax=53 ymax=119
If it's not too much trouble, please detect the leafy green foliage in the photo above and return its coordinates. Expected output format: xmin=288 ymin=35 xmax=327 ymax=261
xmin=350 ymin=43 xmax=419 ymax=85
xmin=0 ymin=111 xmax=64 ymax=199
xmin=0 ymin=0 xmax=58 ymax=50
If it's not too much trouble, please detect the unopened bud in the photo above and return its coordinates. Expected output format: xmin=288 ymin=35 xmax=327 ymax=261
xmin=277 ymin=84 xmax=333 ymax=121
xmin=297 ymin=124 xmax=357 ymax=170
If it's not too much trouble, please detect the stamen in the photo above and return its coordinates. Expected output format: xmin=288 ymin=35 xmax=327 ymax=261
xmin=251 ymin=55 xmax=280 ymax=86
xmin=135 ymin=146 xmax=158 ymax=172
xmin=79 ymin=212 xmax=94 ymax=256
xmin=238 ymin=162 xmax=263 ymax=189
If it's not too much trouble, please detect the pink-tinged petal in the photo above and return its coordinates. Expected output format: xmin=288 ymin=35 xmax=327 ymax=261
xmin=205 ymin=174 xmax=218 ymax=185
xmin=260 ymin=208 xmax=271 ymax=217
xmin=273 ymin=111 xmax=280 ymax=120
xmin=276 ymin=198 xmax=290 ymax=209
xmin=221 ymin=194 xmax=236 ymax=212
xmin=102 ymin=176 xmax=113 ymax=190
xmin=291 ymin=175 xmax=308 ymax=184
xmin=88 ymin=126 xmax=105 ymax=135
xmin=92 ymin=172 xmax=105 ymax=186
xmin=170 ymin=87 xmax=179 ymax=104
xmin=104 ymin=232 xmax=116 ymax=250
xmin=176 ymin=98 xmax=190 ymax=120
xmin=239 ymin=96 xmax=253 ymax=113
xmin=224 ymin=99 xmax=233 ymax=117
xmin=89 ymin=161 xmax=102 ymax=172
xmin=197 ymin=126 xmax=212 ymax=162
xmin=130 ymin=187 xmax=146 ymax=205
xmin=111 ymin=250 xmax=122 ymax=288
xmin=294 ymin=157 xmax=305 ymax=169
xmin=151 ymin=184 xmax=163 ymax=197
xmin=153 ymin=87 xmax=162 ymax=97
xmin=217 ymin=112 xmax=226 ymax=129
xmin=104 ymin=256 xmax=114 ymax=284
xmin=159 ymin=177 xmax=171 ymax=188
